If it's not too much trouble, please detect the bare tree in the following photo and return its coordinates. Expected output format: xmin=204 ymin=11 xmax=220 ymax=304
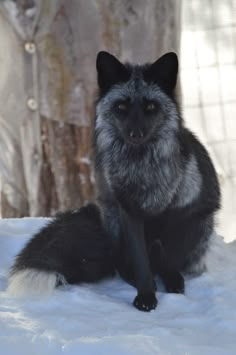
xmin=0 ymin=0 xmax=181 ymax=217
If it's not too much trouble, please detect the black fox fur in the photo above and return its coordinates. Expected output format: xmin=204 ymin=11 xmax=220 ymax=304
xmin=8 ymin=205 xmax=115 ymax=296
xmin=8 ymin=51 xmax=220 ymax=312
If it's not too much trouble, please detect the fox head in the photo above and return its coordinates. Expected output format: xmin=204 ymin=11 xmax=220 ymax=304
xmin=95 ymin=51 xmax=181 ymax=148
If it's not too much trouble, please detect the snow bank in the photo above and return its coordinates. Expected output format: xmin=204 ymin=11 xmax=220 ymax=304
xmin=0 ymin=218 xmax=236 ymax=354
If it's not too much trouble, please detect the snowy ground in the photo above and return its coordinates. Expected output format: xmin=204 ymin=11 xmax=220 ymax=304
xmin=0 ymin=218 xmax=236 ymax=355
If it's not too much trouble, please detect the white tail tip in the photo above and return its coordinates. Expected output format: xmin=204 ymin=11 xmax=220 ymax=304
xmin=7 ymin=268 xmax=66 ymax=298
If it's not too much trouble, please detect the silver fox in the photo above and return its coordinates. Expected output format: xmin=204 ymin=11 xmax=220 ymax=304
xmin=8 ymin=52 xmax=220 ymax=312
xmin=94 ymin=51 xmax=220 ymax=311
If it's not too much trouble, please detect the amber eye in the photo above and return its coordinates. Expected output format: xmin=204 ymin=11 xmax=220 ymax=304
xmin=117 ymin=102 xmax=128 ymax=111
xmin=145 ymin=102 xmax=156 ymax=112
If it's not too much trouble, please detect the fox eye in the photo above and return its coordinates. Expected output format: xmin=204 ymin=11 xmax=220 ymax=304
xmin=117 ymin=102 xmax=128 ymax=111
xmin=145 ymin=102 xmax=156 ymax=112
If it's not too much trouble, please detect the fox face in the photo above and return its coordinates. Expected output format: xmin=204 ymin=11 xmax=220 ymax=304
xmin=95 ymin=51 xmax=181 ymax=148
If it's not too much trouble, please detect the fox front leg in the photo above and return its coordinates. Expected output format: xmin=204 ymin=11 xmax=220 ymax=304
xmin=149 ymin=239 xmax=185 ymax=294
xmin=120 ymin=208 xmax=157 ymax=311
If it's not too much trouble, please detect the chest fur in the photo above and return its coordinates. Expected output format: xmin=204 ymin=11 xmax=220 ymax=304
xmin=104 ymin=148 xmax=182 ymax=213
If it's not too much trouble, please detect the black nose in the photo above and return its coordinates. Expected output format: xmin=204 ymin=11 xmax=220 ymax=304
xmin=128 ymin=130 xmax=144 ymax=144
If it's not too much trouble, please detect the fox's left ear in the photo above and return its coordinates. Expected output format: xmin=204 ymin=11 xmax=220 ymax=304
xmin=96 ymin=51 xmax=129 ymax=92
xmin=144 ymin=52 xmax=178 ymax=92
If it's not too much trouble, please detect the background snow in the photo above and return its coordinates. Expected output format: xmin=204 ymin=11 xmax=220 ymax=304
xmin=0 ymin=218 xmax=236 ymax=354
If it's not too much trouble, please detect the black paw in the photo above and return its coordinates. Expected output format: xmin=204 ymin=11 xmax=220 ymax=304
xmin=163 ymin=272 xmax=185 ymax=294
xmin=133 ymin=292 xmax=157 ymax=312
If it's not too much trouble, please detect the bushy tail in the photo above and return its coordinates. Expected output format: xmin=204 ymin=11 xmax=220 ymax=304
xmin=7 ymin=204 xmax=115 ymax=297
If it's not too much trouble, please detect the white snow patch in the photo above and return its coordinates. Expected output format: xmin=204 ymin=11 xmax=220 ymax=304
xmin=25 ymin=7 xmax=37 ymax=18
xmin=79 ymin=173 xmax=86 ymax=185
xmin=0 ymin=217 xmax=236 ymax=354
xmin=79 ymin=156 xmax=91 ymax=165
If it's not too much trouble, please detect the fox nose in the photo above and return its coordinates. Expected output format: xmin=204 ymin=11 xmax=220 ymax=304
xmin=128 ymin=130 xmax=144 ymax=144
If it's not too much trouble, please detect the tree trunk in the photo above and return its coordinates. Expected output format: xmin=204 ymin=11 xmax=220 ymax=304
xmin=0 ymin=0 xmax=181 ymax=217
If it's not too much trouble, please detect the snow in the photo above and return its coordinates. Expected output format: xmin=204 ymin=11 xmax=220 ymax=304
xmin=0 ymin=218 xmax=236 ymax=355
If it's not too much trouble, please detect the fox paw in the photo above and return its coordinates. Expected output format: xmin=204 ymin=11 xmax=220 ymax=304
xmin=164 ymin=272 xmax=185 ymax=294
xmin=133 ymin=292 xmax=157 ymax=312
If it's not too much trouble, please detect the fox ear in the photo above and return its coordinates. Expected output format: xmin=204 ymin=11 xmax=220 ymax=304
xmin=144 ymin=52 xmax=178 ymax=92
xmin=96 ymin=51 xmax=129 ymax=92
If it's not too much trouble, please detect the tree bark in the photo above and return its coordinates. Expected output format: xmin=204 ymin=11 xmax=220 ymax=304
xmin=0 ymin=0 xmax=181 ymax=217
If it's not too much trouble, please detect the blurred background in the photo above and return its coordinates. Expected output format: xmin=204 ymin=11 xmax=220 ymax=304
xmin=0 ymin=0 xmax=235 ymax=242
xmin=181 ymin=0 xmax=236 ymax=242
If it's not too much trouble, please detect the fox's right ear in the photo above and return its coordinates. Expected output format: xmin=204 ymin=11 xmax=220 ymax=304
xmin=96 ymin=51 xmax=129 ymax=92
xmin=144 ymin=52 xmax=178 ymax=92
